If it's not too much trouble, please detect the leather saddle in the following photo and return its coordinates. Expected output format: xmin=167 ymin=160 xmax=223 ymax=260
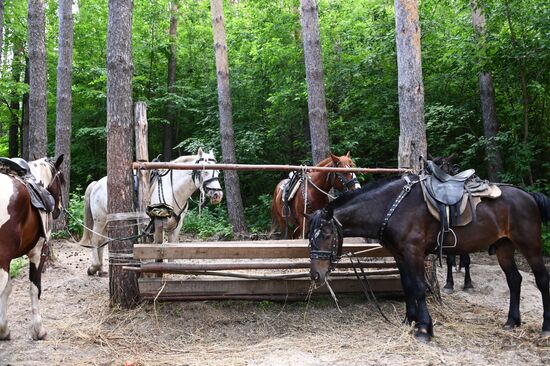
xmin=0 ymin=157 xmax=55 ymax=213
xmin=425 ymin=160 xmax=475 ymax=206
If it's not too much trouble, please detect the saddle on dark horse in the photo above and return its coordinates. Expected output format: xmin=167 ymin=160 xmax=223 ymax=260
xmin=420 ymin=160 xmax=501 ymax=250
xmin=0 ymin=157 xmax=56 ymax=213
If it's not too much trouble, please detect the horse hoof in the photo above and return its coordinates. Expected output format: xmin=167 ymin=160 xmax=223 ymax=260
xmin=442 ymin=287 xmax=454 ymax=294
xmin=463 ymin=287 xmax=474 ymax=293
xmin=414 ymin=329 xmax=432 ymax=343
xmin=87 ymin=268 xmax=96 ymax=276
xmin=0 ymin=331 xmax=11 ymax=341
xmin=32 ymin=329 xmax=47 ymax=341
xmin=542 ymin=330 xmax=550 ymax=338
xmin=98 ymin=271 xmax=109 ymax=278
xmin=503 ymin=323 xmax=519 ymax=330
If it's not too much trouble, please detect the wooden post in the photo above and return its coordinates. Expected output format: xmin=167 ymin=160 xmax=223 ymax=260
xmin=134 ymin=102 xmax=150 ymax=244
xmin=151 ymin=217 xmax=165 ymax=278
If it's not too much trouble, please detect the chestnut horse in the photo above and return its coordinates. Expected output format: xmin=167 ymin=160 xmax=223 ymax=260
xmin=0 ymin=156 xmax=65 ymax=340
xmin=271 ymin=153 xmax=360 ymax=239
xmin=308 ymin=175 xmax=550 ymax=342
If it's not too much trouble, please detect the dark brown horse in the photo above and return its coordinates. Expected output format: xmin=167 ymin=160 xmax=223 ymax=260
xmin=308 ymin=174 xmax=550 ymax=341
xmin=271 ymin=152 xmax=360 ymax=239
xmin=0 ymin=156 xmax=64 ymax=341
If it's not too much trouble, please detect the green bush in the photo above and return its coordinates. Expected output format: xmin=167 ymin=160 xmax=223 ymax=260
xmin=244 ymin=194 xmax=273 ymax=233
xmin=182 ymin=205 xmax=233 ymax=240
xmin=9 ymin=257 xmax=27 ymax=278
xmin=67 ymin=188 xmax=85 ymax=237
xmin=542 ymin=226 xmax=550 ymax=256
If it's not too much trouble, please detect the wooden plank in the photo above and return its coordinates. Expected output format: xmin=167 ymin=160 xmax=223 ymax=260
xmin=130 ymin=260 xmax=397 ymax=273
xmin=138 ymin=276 xmax=403 ymax=301
xmin=134 ymin=241 xmax=392 ymax=260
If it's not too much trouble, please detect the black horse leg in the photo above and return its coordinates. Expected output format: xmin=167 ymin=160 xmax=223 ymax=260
xmin=28 ymin=243 xmax=47 ymax=340
xmin=396 ymin=260 xmax=417 ymax=325
xmin=495 ymin=242 xmax=522 ymax=329
xmin=461 ymin=254 xmax=474 ymax=292
xmin=443 ymin=255 xmax=455 ymax=293
xmin=516 ymin=246 xmax=550 ymax=335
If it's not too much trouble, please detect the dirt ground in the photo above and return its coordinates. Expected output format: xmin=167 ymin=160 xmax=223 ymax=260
xmin=1 ymin=239 xmax=549 ymax=366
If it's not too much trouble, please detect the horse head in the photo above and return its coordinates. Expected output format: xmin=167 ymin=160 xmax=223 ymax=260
xmin=192 ymin=148 xmax=223 ymax=205
xmin=328 ymin=152 xmax=361 ymax=192
xmin=308 ymin=208 xmax=343 ymax=285
xmin=30 ymin=155 xmax=65 ymax=219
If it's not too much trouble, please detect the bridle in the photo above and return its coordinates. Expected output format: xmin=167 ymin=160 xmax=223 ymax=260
xmin=309 ymin=215 xmax=344 ymax=270
xmin=328 ymin=161 xmax=359 ymax=193
xmin=44 ymin=159 xmax=65 ymax=219
xmin=191 ymin=156 xmax=223 ymax=196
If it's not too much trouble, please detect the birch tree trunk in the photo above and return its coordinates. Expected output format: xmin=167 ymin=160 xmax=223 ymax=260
xmin=27 ymin=0 xmax=48 ymax=158
xmin=299 ymin=0 xmax=330 ymax=164
xmin=54 ymin=0 xmax=75 ymax=230
xmin=164 ymin=0 xmax=178 ymax=162
xmin=210 ymin=0 xmax=247 ymax=235
xmin=470 ymin=0 xmax=503 ymax=182
xmin=106 ymin=0 xmax=139 ymax=308
xmin=394 ymin=0 xmax=438 ymax=299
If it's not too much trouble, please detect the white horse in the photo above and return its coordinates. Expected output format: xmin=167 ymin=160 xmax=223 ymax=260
xmin=79 ymin=148 xmax=224 ymax=276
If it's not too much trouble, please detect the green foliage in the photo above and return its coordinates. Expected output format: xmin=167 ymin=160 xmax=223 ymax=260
xmin=244 ymin=194 xmax=273 ymax=233
xmin=67 ymin=188 xmax=85 ymax=237
xmin=9 ymin=257 xmax=27 ymax=278
xmin=182 ymin=205 xmax=233 ymax=240
xmin=543 ymin=226 xmax=550 ymax=257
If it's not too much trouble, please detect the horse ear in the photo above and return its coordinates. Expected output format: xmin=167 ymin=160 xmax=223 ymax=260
xmin=330 ymin=153 xmax=339 ymax=162
xmin=427 ymin=152 xmax=434 ymax=160
xmin=197 ymin=147 xmax=204 ymax=157
xmin=448 ymin=152 xmax=456 ymax=161
xmin=54 ymin=154 xmax=64 ymax=169
xmin=346 ymin=151 xmax=351 ymax=158
xmin=209 ymin=149 xmax=215 ymax=157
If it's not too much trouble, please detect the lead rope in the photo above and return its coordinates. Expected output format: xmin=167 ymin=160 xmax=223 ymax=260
xmin=301 ymin=165 xmax=309 ymax=239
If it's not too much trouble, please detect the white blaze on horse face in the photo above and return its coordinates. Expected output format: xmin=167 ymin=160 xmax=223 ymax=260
xmin=0 ymin=175 xmax=15 ymax=228
xmin=351 ymin=173 xmax=361 ymax=189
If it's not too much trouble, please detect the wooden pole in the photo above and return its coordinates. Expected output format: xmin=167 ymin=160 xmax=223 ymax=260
xmin=133 ymin=161 xmax=409 ymax=174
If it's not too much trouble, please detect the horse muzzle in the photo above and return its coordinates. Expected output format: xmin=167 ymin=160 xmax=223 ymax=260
xmin=208 ymin=191 xmax=223 ymax=205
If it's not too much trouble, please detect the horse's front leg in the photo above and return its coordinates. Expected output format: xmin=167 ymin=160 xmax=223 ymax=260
xmin=0 ymin=266 xmax=12 ymax=340
xmin=395 ymin=260 xmax=417 ymax=325
xmin=461 ymin=254 xmax=474 ymax=292
xmin=28 ymin=245 xmax=47 ymax=340
xmin=443 ymin=255 xmax=455 ymax=293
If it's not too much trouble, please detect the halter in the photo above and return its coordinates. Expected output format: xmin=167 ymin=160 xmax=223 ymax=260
xmin=328 ymin=161 xmax=359 ymax=193
xmin=191 ymin=157 xmax=223 ymax=195
xmin=309 ymin=216 xmax=344 ymax=268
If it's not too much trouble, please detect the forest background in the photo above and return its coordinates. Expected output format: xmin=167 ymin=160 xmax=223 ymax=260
xmin=0 ymin=0 xmax=548 ymax=250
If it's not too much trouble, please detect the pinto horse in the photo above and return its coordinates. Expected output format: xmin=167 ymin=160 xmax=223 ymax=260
xmin=308 ymin=174 xmax=550 ymax=341
xmin=79 ymin=148 xmax=223 ymax=276
xmin=271 ymin=152 xmax=360 ymax=239
xmin=0 ymin=155 xmax=65 ymax=340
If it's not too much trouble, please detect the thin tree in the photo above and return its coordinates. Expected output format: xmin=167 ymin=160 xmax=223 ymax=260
xmin=27 ymin=0 xmax=48 ymax=158
xmin=106 ymin=0 xmax=139 ymax=308
xmin=210 ymin=0 xmax=246 ymax=235
xmin=54 ymin=0 xmax=74 ymax=230
xmin=395 ymin=0 xmax=427 ymax=172
xmin=299 ymin=0 xmax=330 ymax=164
xmin=164 ymin=0 xmax=178 ymax=162
xmin=21 ymin=57 xmax=30 ymax=160
xmin=470 ymin=0 xmax=503 ymax=182
xmin=9 ymin=43 xmax=25 ymax=157
xmin=0 ymin=0 xmax=4 ymax=67
xmin=394 ymin=0 xmax=439 ymax=299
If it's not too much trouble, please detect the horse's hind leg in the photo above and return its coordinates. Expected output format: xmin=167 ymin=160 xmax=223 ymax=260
xmin=461 ymin=254 xmax=474 ymax=292
xmin=0 ymin=268 xmax=12 ymax=340
xmin=88 ymin=220 xmax=107 ymax=276
xmin=495 ymin=239 xmax=522 ymax=329
xmin=515 ymin=241 xmax=550 ymax=335
xmin=443 ymin=255 xmax=455 ymax=293
xmin=28 ymin=246 xmax=47 ymax=340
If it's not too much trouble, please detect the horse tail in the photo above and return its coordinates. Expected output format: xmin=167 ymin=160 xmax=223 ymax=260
xmin=78 ymin=181 xmax=97 ymax=246
xmin=530 ymin=192 xmax=550 ymax=223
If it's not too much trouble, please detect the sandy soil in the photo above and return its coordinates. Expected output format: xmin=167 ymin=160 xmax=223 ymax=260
xmin=1 ymin=239 xmax=549 ymax=366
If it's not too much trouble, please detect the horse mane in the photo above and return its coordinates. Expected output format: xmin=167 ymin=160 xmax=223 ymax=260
xmin=326 ymin=175 xmax=403 ymax=212
xmin=316 ymin=154 xmax=356 ymax=167
xmin=171 ymin=155 xmax=199 ymax=163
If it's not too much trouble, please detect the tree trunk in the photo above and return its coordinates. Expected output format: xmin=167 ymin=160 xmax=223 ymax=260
xmin=9 ymin=43 xmax=25 ymax=158
xmin=106 ymin=0 xmax=139 ymax=308
xmin=299 ymin=0 xmax=330 ymax=164
xmin=395 ymin=0 xmax=427 ymax=173
xmin=21 ymin=57 xmax=30 ymax=160
xmin=164 ymin=0 xmax=178 ymax=162
xmin=394 ymin=0 xmax=438 ymax=295
xmin=210 ymin=0 xmax=247 ymax=235
xmin=54 ymin=0 xmax=74 ymax=231
xmin=27 ymin=0 xmax=48 ymax=158
xmin=0 ymin=0 xmax=4 ymax=67
xmin=470 ymin=0 xmax=503 ymax=182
